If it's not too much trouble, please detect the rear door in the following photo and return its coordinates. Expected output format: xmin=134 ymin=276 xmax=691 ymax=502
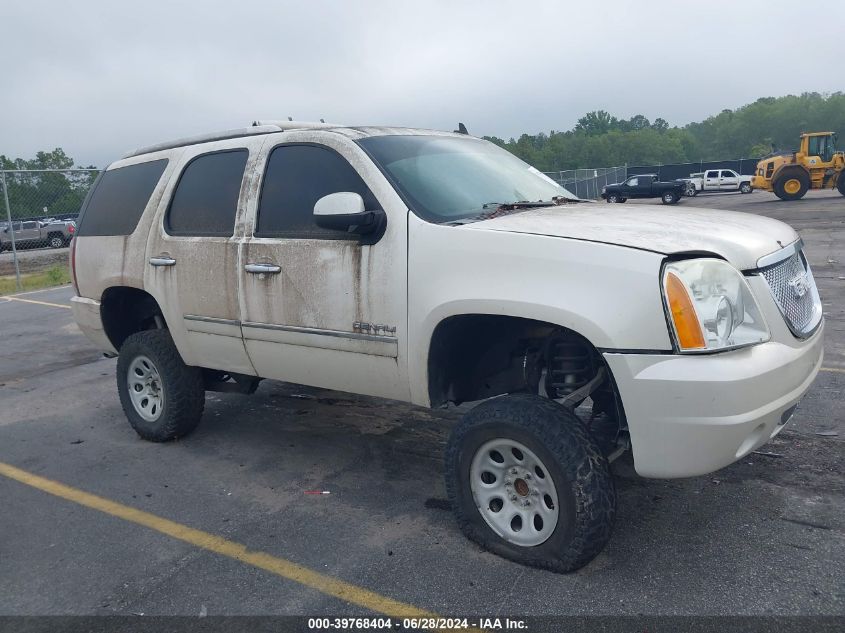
xmin=145 ymin=137 xmax=264 ymax=376
xmin=704 ymin=170 xmax=720 ymax=191
xmin=19 ymin=221 xmax=40 ymax=244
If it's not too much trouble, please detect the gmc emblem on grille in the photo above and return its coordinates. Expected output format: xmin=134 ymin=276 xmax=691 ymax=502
xmin=788 ymin=273 xmax=810 ymax=298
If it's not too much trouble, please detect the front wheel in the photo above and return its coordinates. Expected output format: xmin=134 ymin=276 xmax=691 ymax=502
xmin=837 ymin=173 xmax=845 ymax=197
xmin=117 ymin=329 xmax=205 ymax=442
xmin=445 ymin=394 xmax=616 ymax=573
xmin=739 ymin=182 xmax=753 ymax=194
xmin=685 ymin=183 xmax=698 ymax=197
xmin=661 ymin=191 xmax=679 ymax=204
xmin=606 ymin=193 xmax=621 ymax=203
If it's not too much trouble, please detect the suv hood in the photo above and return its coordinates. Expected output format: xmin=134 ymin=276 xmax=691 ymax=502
xmin=464 ymin=204 xmax=797 ymax=270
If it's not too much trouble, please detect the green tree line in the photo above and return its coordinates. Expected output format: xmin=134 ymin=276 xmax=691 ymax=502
xmin=485 ymin=92 xmax=845 ymax=172
xmin=1 ymin=148 xmax=98 ymax=220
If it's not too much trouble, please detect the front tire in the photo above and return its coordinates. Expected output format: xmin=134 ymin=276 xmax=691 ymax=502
xmin=837 ymin=173 xmax=845 ymax=197
xmin=445 ymin=394 xmax=616 ymax=573
xmin=739 ymin=182 xmax=753 ymax=194
xmin=117 ymin=330 xmax=205 ymax=442
xmin=606 ymin=193 xmax=621 ymax=203
xmin=773 ymin=169 xmax=809 ymax=200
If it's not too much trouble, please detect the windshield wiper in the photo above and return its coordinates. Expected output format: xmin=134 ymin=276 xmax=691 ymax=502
xmin=445 ymin=197 xmax=582 ymax=225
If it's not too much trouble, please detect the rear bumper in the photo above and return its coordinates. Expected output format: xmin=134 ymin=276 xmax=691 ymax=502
xmin=603 ymin=322 xmax=824 ymax=478
xmin=70 ymin=295 xmax=117 ymax=355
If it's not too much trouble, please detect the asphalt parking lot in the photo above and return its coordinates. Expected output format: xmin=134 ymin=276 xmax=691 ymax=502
xmin=0 ymin=190 xmax=843 ymax=619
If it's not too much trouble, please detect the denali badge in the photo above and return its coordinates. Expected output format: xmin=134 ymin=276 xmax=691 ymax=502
xmin=788 ymin=273 xmax=810 ymax=299
xmin=353 ymin=321 xmax=397 ymax=336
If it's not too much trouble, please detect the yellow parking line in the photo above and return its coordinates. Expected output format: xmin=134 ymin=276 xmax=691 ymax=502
xmin=0 ymin=461 xmax=440 ymax=620
xmin=820 ymin=367 xmax=845 ymax=374
xmin=1 ymin=296 xmax=71 ymax=309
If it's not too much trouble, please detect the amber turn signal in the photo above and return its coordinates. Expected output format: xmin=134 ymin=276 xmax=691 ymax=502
xmin=665 ymin=272 xmax=706 ymax=349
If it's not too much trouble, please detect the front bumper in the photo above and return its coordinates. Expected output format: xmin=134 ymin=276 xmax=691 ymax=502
xmin=70 ymin=295 xmax=117 ymax=355
xmin=603 ymin=322 xmax=824 ymax=478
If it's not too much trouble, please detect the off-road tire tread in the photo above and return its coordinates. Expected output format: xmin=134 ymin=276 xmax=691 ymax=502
xmin=445 ymin=393 xmax=616 ymax=573
xmin=117 ymin=330 xmax=205 ymax=442
xmin=837 ymin=173 xmax=845 ymax=197
xmin=773 ymin=168 xmax=810 ymax=200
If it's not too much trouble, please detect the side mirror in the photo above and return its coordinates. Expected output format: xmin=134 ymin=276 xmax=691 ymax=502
xmin=313 ymin=192 xmax=386 ymax=244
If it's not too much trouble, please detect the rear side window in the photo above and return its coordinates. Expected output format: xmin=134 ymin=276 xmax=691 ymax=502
xmin=165 ymin=150 xmax=248 ymax=237
xmin=77 ymin=159 xmax=168 ymax=236
xmin=256 ymin=144 xmax=378 ymax=239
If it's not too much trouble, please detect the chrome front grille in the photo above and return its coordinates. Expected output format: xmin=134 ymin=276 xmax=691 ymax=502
xmin=760 ymin=249 xmax=822 ymax=337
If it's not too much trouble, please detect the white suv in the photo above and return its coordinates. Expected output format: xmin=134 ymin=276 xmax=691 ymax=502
xmin=70 ymin=121 xmax=824 ymax=572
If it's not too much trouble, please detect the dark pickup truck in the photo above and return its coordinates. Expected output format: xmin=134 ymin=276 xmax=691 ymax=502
xmin=601 ymin=174 xmax=685 ymax=204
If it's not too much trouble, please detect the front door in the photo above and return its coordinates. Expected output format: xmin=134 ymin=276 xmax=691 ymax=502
xmin=719 ymin=170 xmax=739 ymax=190
xmin=238 ymin=134 xmax=409 ymax=401
xmin=145 ymin=137 xmax=264 ymax=376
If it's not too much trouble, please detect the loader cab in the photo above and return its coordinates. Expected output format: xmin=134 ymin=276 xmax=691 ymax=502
xmin=803 ymin=132 xmax=836 ymax=164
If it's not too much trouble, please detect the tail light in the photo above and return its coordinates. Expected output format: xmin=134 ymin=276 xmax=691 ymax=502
xmin=68 ymin=224 xmax=75 ymax=234
xmin=70 ymin=236 xmax=79 ymax=295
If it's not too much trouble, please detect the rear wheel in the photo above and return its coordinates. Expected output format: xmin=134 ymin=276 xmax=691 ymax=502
xmin=773 ymin=169 xmax=809 ymax=200
xmin=837 ymin=172 xmax=845 ymax=197
xmin=48 ymin=234 xmax=64 ymax=249
xmin=661 ymin=191 xmax=679 ymax=204
xmin=117 ymin=330 xmax=205 ymax=442
xmin=445 ymin=394 xmax=616 ymax=573
xmin=739 ymin=182 xmax=753 ymax=194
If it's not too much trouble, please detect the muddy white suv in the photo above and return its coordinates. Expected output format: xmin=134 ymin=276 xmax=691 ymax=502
xmin=70 ymin=121 xmax=824 ymax=572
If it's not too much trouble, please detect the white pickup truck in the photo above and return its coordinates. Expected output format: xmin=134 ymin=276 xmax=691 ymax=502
xmin=684 ymin=169 xmax=754 ymax=195
xmin=70 ymin=122 xmax=824 ymax=573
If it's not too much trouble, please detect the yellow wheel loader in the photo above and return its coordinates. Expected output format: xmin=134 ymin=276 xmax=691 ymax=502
xmin=752 ymin=132 xmax=845 ymax=200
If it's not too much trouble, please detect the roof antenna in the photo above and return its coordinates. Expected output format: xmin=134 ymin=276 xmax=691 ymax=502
xmin=454 ymin=122 xmax=468 ymax=135
xmin=288 ymin=116 xmax=293 ymax=121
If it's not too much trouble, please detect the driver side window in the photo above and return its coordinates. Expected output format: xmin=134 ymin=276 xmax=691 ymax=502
xmin=256 ymin=144 xmax=379 ymax=239
xmin=627 ymin=177 xmax=639 ymax=187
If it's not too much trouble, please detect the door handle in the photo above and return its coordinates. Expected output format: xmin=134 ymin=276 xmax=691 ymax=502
xmin=245 ymin=263 xmax=281 ymax=274
xmin=149 ymin=256 xmax=176 ymax=267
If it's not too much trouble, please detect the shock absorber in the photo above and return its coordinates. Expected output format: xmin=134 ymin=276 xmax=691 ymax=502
xmin=544 ymin=333 xmax=596 ymax=400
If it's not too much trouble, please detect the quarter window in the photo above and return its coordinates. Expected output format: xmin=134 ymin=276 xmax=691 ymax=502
xmin=77 ymin=159 xmax=168 ymax=237
xmin=256 ymin=144 xmax=378 ymax=239
xmin=165 ymin=150 xmax=248 ymax=237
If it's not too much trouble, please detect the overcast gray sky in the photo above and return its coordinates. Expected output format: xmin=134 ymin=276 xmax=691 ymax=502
xmin=2 ymin=0 xmax=842 ymax=167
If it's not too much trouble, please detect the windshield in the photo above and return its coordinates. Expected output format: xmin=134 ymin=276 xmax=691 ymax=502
xmin=357 ymin=135 xmax=577 ymax=223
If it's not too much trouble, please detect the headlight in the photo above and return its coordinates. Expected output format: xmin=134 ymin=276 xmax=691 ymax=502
xmin=662 ymin=258 xmax=769 ymax=352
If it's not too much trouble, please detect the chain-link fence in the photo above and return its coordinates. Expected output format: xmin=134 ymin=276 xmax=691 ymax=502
xmin=543 ymin=166 xmax=628 ymax=199
xmin=1 ymin=169 xmax=100 ymax=293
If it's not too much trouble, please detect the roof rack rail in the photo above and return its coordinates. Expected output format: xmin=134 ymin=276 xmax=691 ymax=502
xmin=123 ymin=125 xmax=280 ymax=159
xmin=122 ymin=120 xmax=346 ymax=159
xmin=251 ymin=120 xmax=343 ymax=130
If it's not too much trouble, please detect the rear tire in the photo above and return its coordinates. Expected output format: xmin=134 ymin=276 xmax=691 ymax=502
xmin=837 ymin=173 xmax=845 ymax=197
xmin=773 ymin=168 xmax=809 ymax=200
xmin=48 ymin=234 xmax=64 ymax=249
xmin=445 ymin=394 xmax=616 ymax=573
xmin=661 ymin=191 xmax=679 ymax=204
xmin=117 ymin=330 xmax=205 ymax=442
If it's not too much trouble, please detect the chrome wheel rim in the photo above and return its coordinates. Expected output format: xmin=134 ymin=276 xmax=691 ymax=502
xmin=470 ymin=438 xmax=560 ymax=546
xmin=127 ymin=355 xmax=164 ymax=422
